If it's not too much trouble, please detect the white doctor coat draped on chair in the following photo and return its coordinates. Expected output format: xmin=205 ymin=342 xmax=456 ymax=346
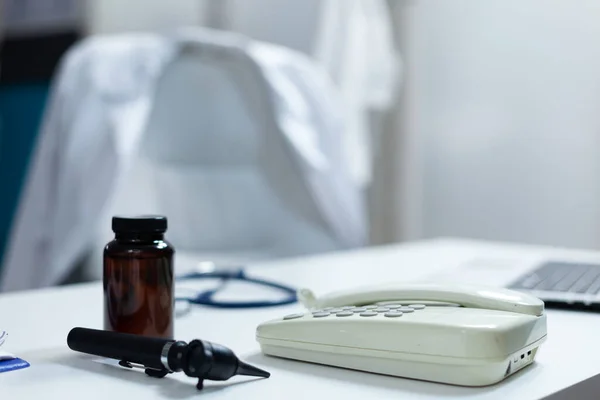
xmin=0 ymin=28 xmax=366 ymax=292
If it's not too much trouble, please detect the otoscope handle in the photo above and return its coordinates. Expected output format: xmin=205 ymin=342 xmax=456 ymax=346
xmin=67 ymin=327 xmax=171 ymax=371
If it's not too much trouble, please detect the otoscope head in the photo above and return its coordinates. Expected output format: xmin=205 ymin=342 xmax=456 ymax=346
xmin=175 ymin=339 xmax=269 ymax=389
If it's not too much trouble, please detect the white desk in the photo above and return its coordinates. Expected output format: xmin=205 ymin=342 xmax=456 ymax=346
xmin=2 ymin=238 xmax=600 ymax=399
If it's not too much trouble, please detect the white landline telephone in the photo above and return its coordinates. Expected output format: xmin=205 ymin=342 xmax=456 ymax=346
xmin=256 ymin=283 xmax=547 ymax=387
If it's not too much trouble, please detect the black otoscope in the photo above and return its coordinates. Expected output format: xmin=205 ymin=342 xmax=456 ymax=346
xmin=67 ymin=327 xmax=270 ymax=390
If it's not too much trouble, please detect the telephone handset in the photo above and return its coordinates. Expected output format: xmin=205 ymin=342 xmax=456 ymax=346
xmin=297 ymin=283 xmax=545 ymax=316
xmin=256 ymin=283 xmax=547 ymax=387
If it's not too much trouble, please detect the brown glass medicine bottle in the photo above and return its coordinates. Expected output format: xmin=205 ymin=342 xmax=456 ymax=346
xmin=103 ymin=215 xmax=175 ymax=339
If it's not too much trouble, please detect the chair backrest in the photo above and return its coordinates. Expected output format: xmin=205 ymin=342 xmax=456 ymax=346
xmin=97 ymin=38 xmax=341 ymax=261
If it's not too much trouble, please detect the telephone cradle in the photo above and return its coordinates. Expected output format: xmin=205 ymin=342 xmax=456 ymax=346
xmin=256 ymin=283 xmax=547 ymax=387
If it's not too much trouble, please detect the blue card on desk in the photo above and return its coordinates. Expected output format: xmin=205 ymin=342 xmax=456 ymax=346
xmin=0 ymin=358 xmax=30 ymax=373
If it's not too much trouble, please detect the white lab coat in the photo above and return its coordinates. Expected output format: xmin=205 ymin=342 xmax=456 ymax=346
xmin=0 ymin=28 xmax=366 ymax=292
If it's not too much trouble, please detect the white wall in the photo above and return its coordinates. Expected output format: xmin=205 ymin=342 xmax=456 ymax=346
xmin=85 ymin=0 xmax=209 ymax=34
xmin=397 ymin=0 xmax=600 ymax=249
xmin=226 ymin=0 xmax=321 ymax=55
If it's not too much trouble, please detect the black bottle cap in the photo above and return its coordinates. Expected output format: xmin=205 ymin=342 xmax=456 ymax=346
xmin=112 ymin=215 xmax=168 ymax=233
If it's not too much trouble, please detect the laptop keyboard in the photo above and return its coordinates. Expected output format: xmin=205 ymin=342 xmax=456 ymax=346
xmin=508 ymin=261 xmax=600 ymax=294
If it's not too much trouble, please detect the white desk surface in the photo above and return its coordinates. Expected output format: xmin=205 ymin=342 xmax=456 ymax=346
xmin=2 ymin=238 xmax=600 ymax=399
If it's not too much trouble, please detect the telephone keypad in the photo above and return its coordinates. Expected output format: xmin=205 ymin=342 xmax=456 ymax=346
xmin=285 ymin=304 xmax=427 ymax=320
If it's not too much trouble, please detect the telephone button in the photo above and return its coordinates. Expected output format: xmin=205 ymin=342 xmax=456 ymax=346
xmin=359 ymin=311 xmax=378 ymax=317
xmin=352 ymin=307 xmax=367 ymax=313
xmin=364 ymin=305 xmax=378 ymax=309
xmin=386 ymin=305 xmax=402 ymax=309
xmin=384 ymin=311 xmax=403 ymax=318
xmin=283 ymin=313 xmax=304 ymax=320
xmin=399 ymin=307 xmax=414 ymax=313
xmin=328 ymin=308 xmax=344 ymax=313
xmin=409 ymin=304 xmax=426 ymax=310
xmin=336 ymin=311 xmax=354 ymax=317
xmin=374 ymin=307 xmax=390 ymax=313
xmin=312 ymin=312 xmax=330 ymax=318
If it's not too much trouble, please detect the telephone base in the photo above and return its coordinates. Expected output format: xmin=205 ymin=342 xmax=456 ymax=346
xmin=259 ymin=336 xmax=546 ymax=387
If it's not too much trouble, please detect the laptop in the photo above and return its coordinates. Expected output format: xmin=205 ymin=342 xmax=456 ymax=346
xmin=505 ymin=260 xmax=600 ymax=311
xmin=428 ymin=254 xmax=600 ymax=312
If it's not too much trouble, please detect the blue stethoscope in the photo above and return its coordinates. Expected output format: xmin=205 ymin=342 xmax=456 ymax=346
xmin=175 ymin=266 xmax=298 ymax=309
